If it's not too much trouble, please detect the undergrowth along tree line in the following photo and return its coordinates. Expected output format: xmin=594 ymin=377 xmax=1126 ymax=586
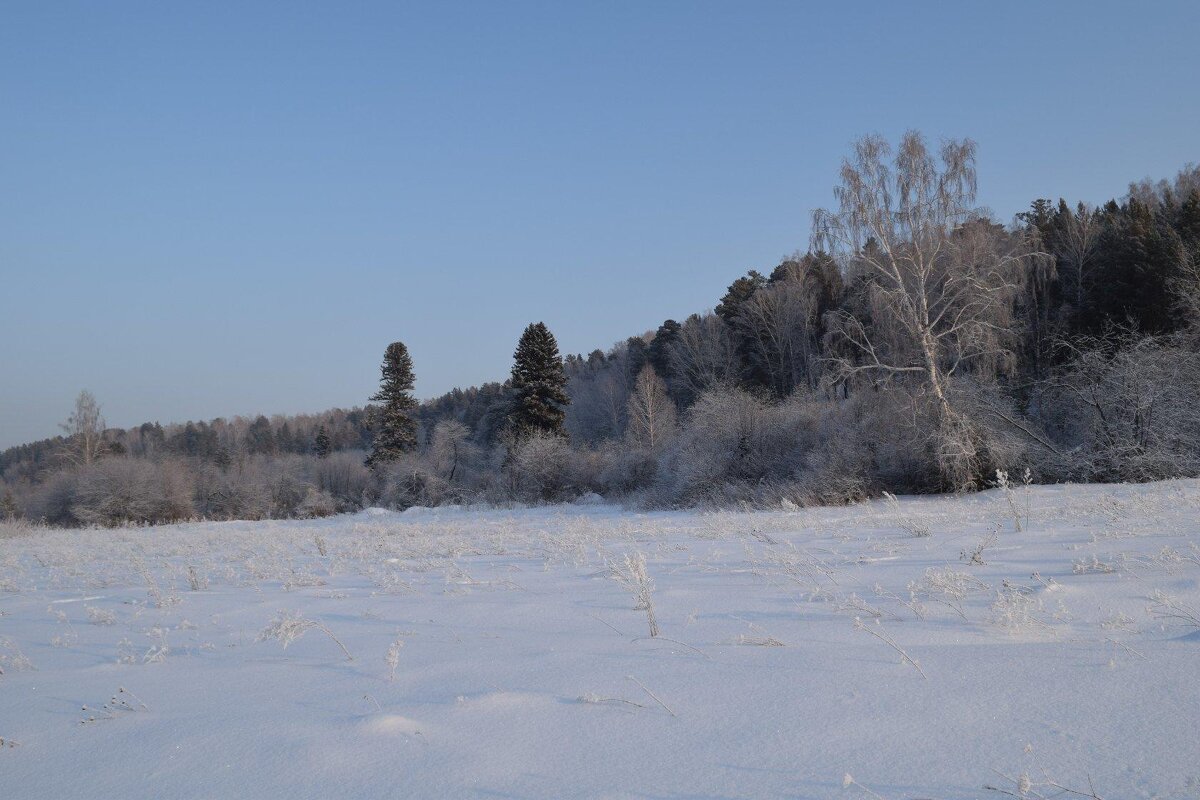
xmin=4 ymin=132 xmax=1200 ymax=525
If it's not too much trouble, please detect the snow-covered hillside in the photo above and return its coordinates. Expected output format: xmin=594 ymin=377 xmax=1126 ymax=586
xmin=1 ymin=482 xmax=1198 ymax=799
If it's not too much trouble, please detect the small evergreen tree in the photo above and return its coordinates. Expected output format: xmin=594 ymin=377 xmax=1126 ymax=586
xmin=508 ymin=322 xmax=569 ymax=438
xmin=366 ymin=342 xmax=419 ymax=468
xmin=314 ymin=425 xmax=332 ymax=459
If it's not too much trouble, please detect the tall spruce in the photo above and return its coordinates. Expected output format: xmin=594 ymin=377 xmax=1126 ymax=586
xmin=314 ymin=425 xmax=331 ymax=459
xmin=366 ymin=342 xmax=419 ymax=468
xmin=508 ymin=322 xmax=569 ymax=438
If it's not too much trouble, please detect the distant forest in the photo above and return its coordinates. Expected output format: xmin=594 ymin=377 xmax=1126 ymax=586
xmin=4 ymin=132 xmax=1200 ymax=526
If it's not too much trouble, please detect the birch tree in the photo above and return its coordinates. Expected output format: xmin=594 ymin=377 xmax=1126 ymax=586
xmin=626 ymin=365 xmax=677 ymax=450
xmin=812 ymin=132 xmax=1040 ymax=487
xmin=668 ymin=313 xmax=739 ymax=404
xmin=61 ymin=390 xmax=106 ymax=466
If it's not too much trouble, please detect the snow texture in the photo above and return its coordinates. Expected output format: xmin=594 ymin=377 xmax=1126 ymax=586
xmin=1 ymin=481 xmax=1198 ymax=799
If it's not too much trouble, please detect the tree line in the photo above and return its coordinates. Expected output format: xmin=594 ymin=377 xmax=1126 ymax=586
xmin=4 ymin=131 xmax=1199 ymax=525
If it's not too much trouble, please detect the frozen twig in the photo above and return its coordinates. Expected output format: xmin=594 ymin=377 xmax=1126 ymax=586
xmin=632 ymin=636 xmax=711 ymax=659
xmin=626 ymin=675 xmax=676 ymax=717
xmin=842 ymin=773 xmax=888 ymax=800
xmin=853 ymin=617 xmax=927 ymax=679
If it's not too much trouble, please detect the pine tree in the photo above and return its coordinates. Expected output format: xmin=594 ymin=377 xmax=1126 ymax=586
xmin=314 ymin=425 xmax=332 ymax=459
xmin=647 ymin=319 xmax=680 ymax=377
xmin=366 ymin=342 xmax=419 ymax=468
xmin=508 ymin=322 xmax=569 ymax=438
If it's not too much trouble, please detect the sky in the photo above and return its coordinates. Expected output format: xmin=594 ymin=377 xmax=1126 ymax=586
xmin=2 ymin=1 xmax=1198 ymax=449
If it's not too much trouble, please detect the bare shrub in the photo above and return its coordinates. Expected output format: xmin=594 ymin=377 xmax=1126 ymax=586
xmin=296 ymin=486 xmax=337 ymax=518
xmin=506 ymin=432 xmax=593 ymax=503
xmin=25 ymin=470 xmax=83 ymax=526
xmin=1039 ymin=330 xmax=1200 ymax=482
xmin=261 ymin=456 xmax=310 ymax=518
xmin=192 ymin=461 xmax=271 ymax=521
xmin=382 ymin=455 xmax=456 ymax=508
xmin=596 ymin=441 xmax=659 ymax=496
xmin=313 ymin=451 xmax=374 ymax=510
xmin=69 ymin=458 xmax=194 ymax=526
xmin=652 ymin=388 xmax=818 ymax=506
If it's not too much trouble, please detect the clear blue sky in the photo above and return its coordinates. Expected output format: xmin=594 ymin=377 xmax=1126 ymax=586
xmin=2 ymin=1 xmax=1197 ymax=449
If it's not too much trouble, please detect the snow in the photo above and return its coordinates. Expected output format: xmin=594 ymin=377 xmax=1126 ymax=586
xmin=1 ymin=481 xmax=1198 ymax=799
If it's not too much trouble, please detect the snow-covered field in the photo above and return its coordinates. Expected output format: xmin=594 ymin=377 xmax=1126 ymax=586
xmin=1 ymin=482 xmax=1198 ymax=799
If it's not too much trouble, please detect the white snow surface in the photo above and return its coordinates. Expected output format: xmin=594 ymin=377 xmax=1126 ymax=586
xmin=1 ymin=481 xmax=1198 ymax=799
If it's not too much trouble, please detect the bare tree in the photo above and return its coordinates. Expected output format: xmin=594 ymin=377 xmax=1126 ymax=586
xmin=429 ymin=420 xmax=475 ymax=482
xmin=668 ymin=313 xmax=739 ymax=402
xmin=1054 ymin=201 xmax=1101 ymax=309
xmin=737 ymin=278 xmax=821 ymax=395
xmin=812 ymin=132 xmax=1041 ymax=487
xmin=625 ymin=365 xmax=677 ymax=450
xmin=565 ymin=361 xmax=631 ymax=443
xmin=60 ymin=390 xmax=107 ymax=467
xmin=1172 ymin=237 xmax=1200 ymax=326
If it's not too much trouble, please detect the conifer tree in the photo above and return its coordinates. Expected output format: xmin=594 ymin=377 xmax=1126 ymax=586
xmin=366 ymin=342 xmax=419 ymax=468
xmin=508 ymin=322 xmax=569 ymax=438
xmin=314 ymin=425 xmax=332 ymax=459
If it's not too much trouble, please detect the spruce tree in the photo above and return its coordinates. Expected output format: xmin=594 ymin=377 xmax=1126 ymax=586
xmin=366 ymin=341 xmax=419 ymax=468
xmin=508 ymin=322 xmax=569 ymax=438
xmin=314 ymin=425 xmax=332 ymax=459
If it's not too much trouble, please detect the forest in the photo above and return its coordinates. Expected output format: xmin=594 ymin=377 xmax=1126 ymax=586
xmin=4 ymin=132 xmax=1200 ymax=526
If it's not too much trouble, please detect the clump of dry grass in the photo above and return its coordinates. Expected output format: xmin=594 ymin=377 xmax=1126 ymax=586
xmin=257 ymin=610 xmax=353 ymax=661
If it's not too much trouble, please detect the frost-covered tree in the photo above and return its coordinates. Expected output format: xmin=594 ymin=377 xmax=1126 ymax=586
xmin=430 ymin=420 xmax=475 ymax=481
xmin=626 ymin=365 xmax=676 ymax=450
xmin=508 ymin=322 xmax=569 ymax=438
xmin=668 ymin=313 xmax=739 ymax=404
xmin=60 ymin=390 xmax=106 ymax=466
xmin=366 ymin=342 xmax=419 ymax=468
xmin=729 ymin=255 xmax=844 ymax=395
xmin=812 ymin=131 xmax=1040 ymax=489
